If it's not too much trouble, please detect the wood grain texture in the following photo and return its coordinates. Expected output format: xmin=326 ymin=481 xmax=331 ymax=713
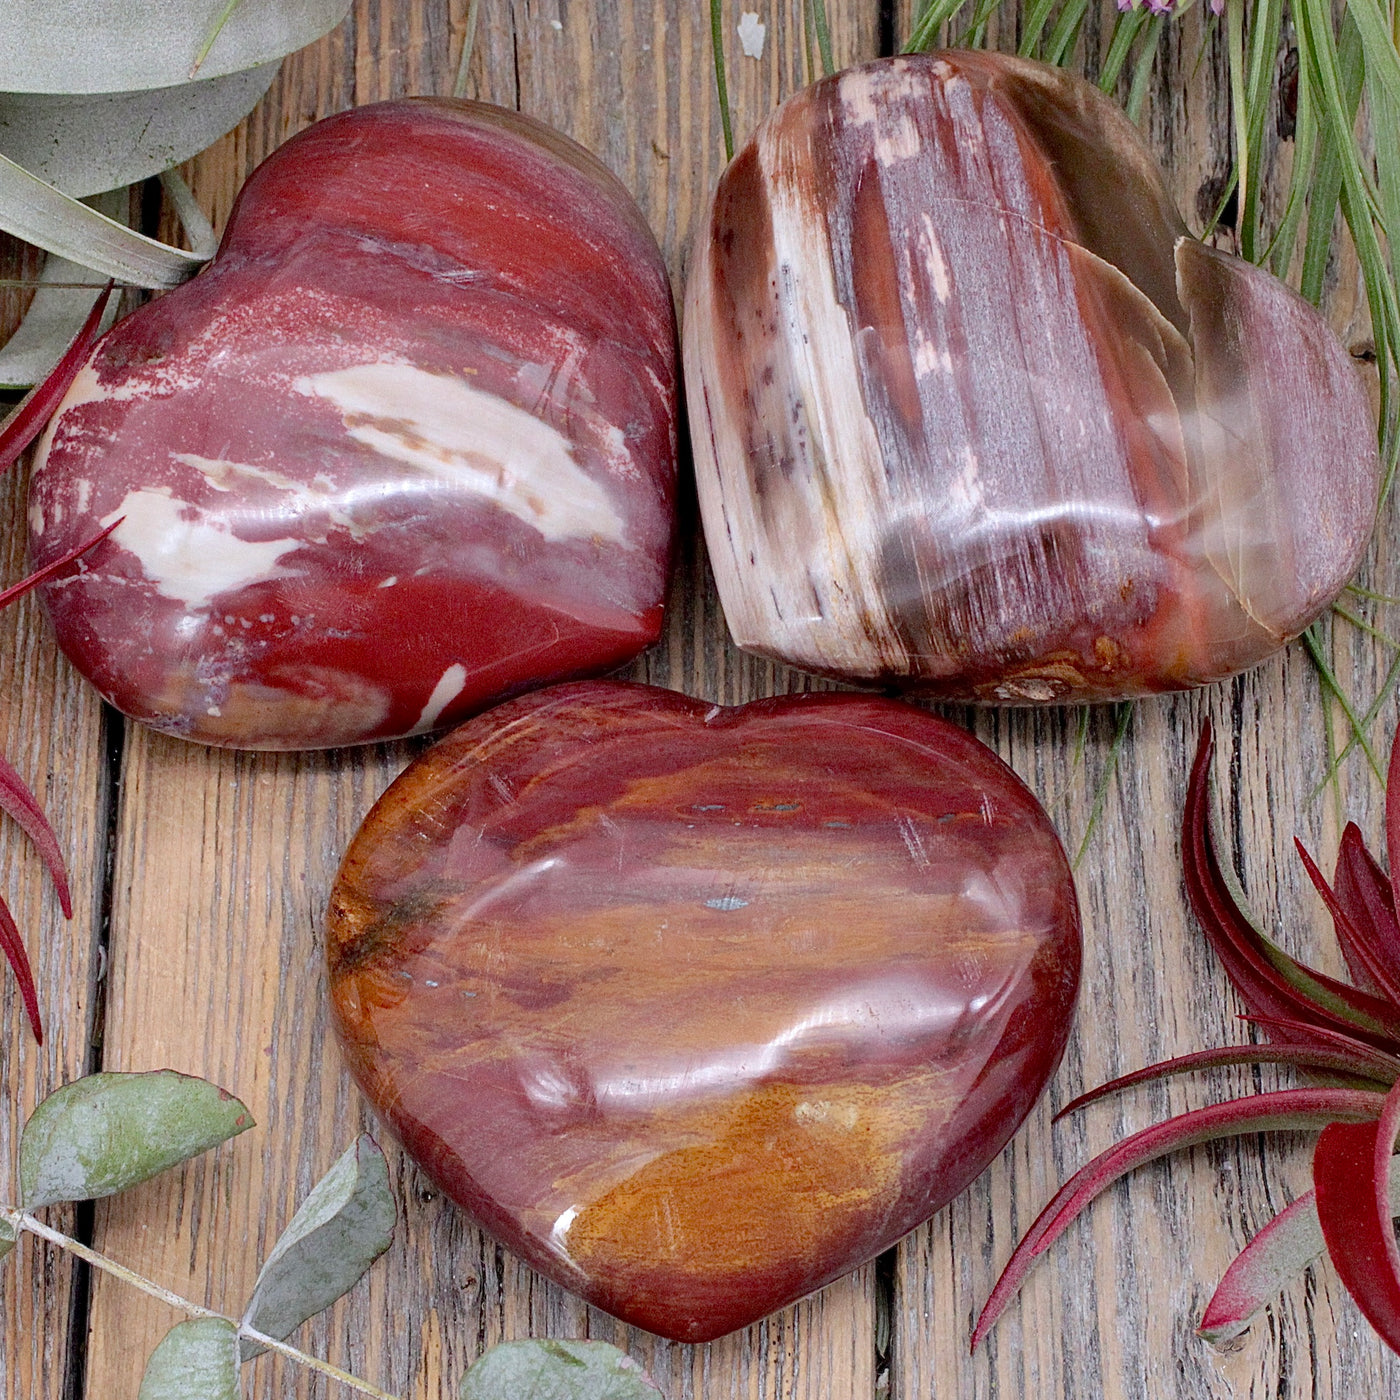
xmin=4 ymin=3 xmax=1400 ymax=1398
xmin=0 ymin=228 xmax=121 ymax=1400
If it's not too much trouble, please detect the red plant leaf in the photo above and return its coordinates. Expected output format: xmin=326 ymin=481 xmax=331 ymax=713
xmin=1297 ymin=838 xmax=1400 ymax=1006
xmin=1388 ymin=727 xmax=1400 ymax=913
xmin=1336 ymin=822 xmax=1400 ymax=994
xmin=1200 ymin=1167 xmax=1400 ymax=1346
xmin=971 ymin=1087 xmax=1387 ymax=1351
xmin=0 ymin=284 xmax=112 ymax=472
xmin=1315 ymin=1078 xmax=1400 ymax=1354
xmin=1200 ymin=1189 xmax=1324 ymax=1345
xmin=0 ymin=752 xmax=70 ymax=918
xmin=1055 ymin=1042 xmax=1397 ymax=1120
xmin=1183 ymin=723 xmax=1400 ymax=1050
xmin=0 ymin=890 xmax=41 ymax=1042
xmin=0 ymin=516 xmax=121 ymax=615
xmin=1243 ymin=1013 xmax=1400 ymax=1074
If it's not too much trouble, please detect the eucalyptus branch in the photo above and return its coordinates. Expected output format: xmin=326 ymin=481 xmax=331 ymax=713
xmin=3 ymin=1209 xmax=403 ymax=1400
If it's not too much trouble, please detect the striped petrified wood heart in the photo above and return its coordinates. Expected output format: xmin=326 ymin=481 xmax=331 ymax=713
xmin=325 ymin=680 xmax=1081 ymax=1342
xmin=684 ymin=51 xmax=1378 ymax=703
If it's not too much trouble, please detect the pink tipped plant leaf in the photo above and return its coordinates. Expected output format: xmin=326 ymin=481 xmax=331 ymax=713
xmin=1336 ymin=822 xmax=1400 ymax=991
xmin=0 ymin=890 xmax=41 ymax=1042
xmin=971 ymin=1087 xmax=1388 ymax=1352
xmin=0 ymin=752 xmax=70 ymax=919
xmin=1296 ymin=838 xmax=1400 ymax=1007
xmin=0 ymin=516 xmax=121 ymax=615
xmin=0 ymin=283 xmax=111 ymax=472
xmin=1055 ymin=1042 xmax=1398 ymax=1121
xmin=1184 ymin=724 xmax=1400 ymax=1048
xmin=1200 ymin=1168 xmax=1400 ymax=1345
xmin=1315 ymin=1078 xmax=1400 ymax=1355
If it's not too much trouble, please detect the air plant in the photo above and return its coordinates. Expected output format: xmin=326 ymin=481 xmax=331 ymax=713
xmin=974 ymin=719 xmax=1400 ymax=1355
xmin=0 ymin=286 xmax=119 ymax=1041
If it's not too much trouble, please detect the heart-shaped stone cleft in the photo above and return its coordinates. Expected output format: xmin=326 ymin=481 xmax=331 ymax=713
xmin=326 ymin=681 xmax=1081 ymax=1342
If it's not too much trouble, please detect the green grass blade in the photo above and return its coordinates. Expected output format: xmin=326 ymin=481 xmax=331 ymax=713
xmin=1311 ymin=646 xmax=1400 ymax=798
xmin=1127 ymin=14 xmax=1166 ymax=123
xmin=812 ymin=0 xmax=836 ymax=77
xmin=1019 ymin=0 xmax=1059 ymax=58
xmin=1297 ymin=13 xmax=1360 ymax=301
xmin=1239 ymin=0 xmax=1283 ymax=261
xmin=1045 ymin=0 xmax=1092 ymax=69
xmin=1266 ymin=50 xmax=1317 ymax=276
xmin=711 ymin=0 xmax=734 ymax=163
xmin=1100 ymin=7 xmax=1150 ymax=94
xmin=1301 ymin=622 xmax=1386 ymax=781
xmin=907 ymin=0 xmax=972 ymax=51
xmin=1348 ymin=0 xmax=1400 ymax=111
xmin=966 ymin=0 xmax=1007 ymax=49
xmin=1332 ymin=603 xmax=1400 ymax=651
xmin=1074 ymin=702 xmax=1134 ymax=869
xmin=190 ymin=0 xmax=244 ymax=78
xmin=1347 ymin=583 xmax=1400 ymax=606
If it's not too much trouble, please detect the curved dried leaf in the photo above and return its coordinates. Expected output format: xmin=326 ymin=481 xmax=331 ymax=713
xmin=971 ymin=1087 xmax=1387 ymax=1351
xmin=0 ymin=156 xmax=203 ymax=288
xmin=460 ymin=1340 xmax=663 ymax=1400
xmin=21 ymin=1070 xmax=253 ymax=1209
xmin=0 ymin=893 xmax=43 ymax=1042
xmin=1200 ymin=1168 xmax=1400 ymax=1345
xmin=0 ymin=282 xmax=112 ymax=471
xmin=240 ymin=1135 xmax=395 ymax=1359
xmin=137 ymin=1319 xmax=238 ymax=1400
xmin=1315 ymin=1079 xmax=1400 ymax=1354
xmin=0 ymin=0 xmax=351 ymax=95
xmin=0 ymin=68 xmax=278 ymax=199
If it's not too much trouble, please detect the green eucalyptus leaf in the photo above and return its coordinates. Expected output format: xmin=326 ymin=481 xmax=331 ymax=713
xmin=0 ymin=1218 xmax=16 ymax=1263
xmin=240 ymin=1134 xmax=395 ymax=1359
xmin=21 ymin=1070 xmax=254 ymax=1209
xmin=0 ymin=154 xmax=204 ymax=288
xmin=138 ymin=1318 xmax=239 ymax=1400
xmin=0 ymin=188 xmax=125 ymax=391
xmin=460 ymin=1340 xmax=663 ymax=1400
xmin=0 ymin=65 xmax=278 ymax=198
xmin=0 ymin=0 xmax=351 ymax=95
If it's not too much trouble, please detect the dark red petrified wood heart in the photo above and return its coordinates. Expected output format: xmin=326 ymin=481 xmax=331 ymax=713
xmin=28 ymin=100 xmax=676 ymax=749
xmin=326 ymin=680 xmax=1081 ymax=1341
xmin=685 ymin=51 xmax=1378 ymax=702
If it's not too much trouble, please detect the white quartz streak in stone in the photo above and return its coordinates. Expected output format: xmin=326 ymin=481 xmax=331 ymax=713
xmin=100 ymin=488 xmax=303 ymax=610
xmin=294 ymin=363 xmax=626 ymax=545
xmin=414 ymin=662 xmax=467 ymax=732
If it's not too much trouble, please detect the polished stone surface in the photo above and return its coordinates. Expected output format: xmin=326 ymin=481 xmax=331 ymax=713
xmin=326 ymin=680 xmax=1081 ymax=1341
xmin=684 ymin=51 xmax=1379 ymax=703
xmin=29 ymin=100 xmax=677 ymax=749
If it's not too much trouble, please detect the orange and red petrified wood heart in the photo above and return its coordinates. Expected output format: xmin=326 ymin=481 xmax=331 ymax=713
xmin=326 ymin=681 xmax=1081 ymax=1341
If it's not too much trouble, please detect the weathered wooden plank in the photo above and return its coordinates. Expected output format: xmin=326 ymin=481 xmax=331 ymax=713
xmin=886 ymin=5 xmax=1400 ymax=1397
xmin=0 ymin=236 xmax=117 ymax=1399
xmin=77 ymin=4 xmax=885 ymax=1399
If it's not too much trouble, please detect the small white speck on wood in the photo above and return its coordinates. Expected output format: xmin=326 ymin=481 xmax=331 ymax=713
xmin=737 ymin=12 xmax=766 ymax=59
